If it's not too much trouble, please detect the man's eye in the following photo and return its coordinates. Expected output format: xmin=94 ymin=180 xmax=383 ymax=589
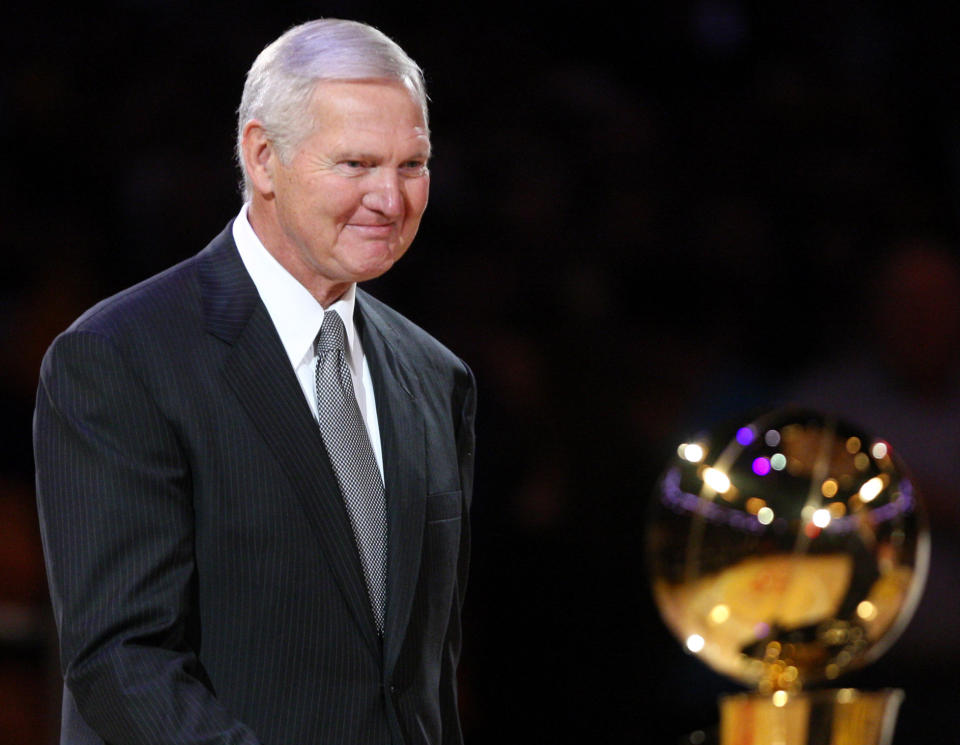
xmin=335 ymin=160 xmax=372 ymax=176
xmin=401 ymin=161 xmax=428 ymax=174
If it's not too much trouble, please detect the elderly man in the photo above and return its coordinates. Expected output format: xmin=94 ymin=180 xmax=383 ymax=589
xmin=34 ymin=19 xmax=475 ymax=745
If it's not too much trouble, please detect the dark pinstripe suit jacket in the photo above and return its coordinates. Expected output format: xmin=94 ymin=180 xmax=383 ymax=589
xmin=34 ymin=224 xmax=476 ymax=745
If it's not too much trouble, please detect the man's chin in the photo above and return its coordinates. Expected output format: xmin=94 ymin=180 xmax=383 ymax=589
xmin=344 ymin=246 xmax=407 ymax=282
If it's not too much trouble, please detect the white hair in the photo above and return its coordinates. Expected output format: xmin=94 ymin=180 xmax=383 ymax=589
xmin=236 ymin=18 xmax=429 ymax=200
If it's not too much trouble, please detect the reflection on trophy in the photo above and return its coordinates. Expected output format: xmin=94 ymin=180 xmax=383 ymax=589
xmin=646 ymin=408 xmax=929 ymax=745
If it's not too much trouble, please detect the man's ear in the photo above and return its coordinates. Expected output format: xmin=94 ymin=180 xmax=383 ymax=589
xmin=241 ymin=120 xmax=277 ymax=197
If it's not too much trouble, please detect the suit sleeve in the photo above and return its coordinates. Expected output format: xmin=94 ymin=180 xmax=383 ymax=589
xmin=439 ymin=359 xmax=477 ymax=745
xmin=34 ymin=329 xmax=262 ymax=745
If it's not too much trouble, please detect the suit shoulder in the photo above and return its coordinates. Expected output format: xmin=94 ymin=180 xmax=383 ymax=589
xmin=38 ymin=254 xmax=205 ymax=392
xmin=41 ymin=226 xmax=240 ymax=379
xmin=62 ymin=224 xmax=238 ymax=342
xmin=70 ymin=255 xmax=202 ymax=339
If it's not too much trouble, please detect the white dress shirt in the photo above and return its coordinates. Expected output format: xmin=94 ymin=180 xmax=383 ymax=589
xmin=232 ymin=203 xmax=384 ymax=476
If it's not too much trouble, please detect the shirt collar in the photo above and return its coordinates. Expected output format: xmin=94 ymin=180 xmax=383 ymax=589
xmin=232 ymin=202 xmax=361 ymax=370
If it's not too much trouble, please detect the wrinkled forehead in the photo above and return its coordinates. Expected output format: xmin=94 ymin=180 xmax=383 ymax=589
xmin=310 ymin=76 xmax=428 ymax=131
xmin=307 ymin=79 xmax=431 ymax=149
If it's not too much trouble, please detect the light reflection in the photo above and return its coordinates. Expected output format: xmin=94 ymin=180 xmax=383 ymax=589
xmin=679 ymin=443 xmax=705 ymax=462
xmin=662 ymin=441 xmax=914 ymax=533
xmin=828 ymin=502 xmax=846 ymax=519
xmin=871 ymin=441 xmax=889 ymax=459
xmin=859 ymin=476 xmax=885 ymax=503
xmin=821 ymin=478 xmax=839 ymax=498
xmin=686 ymin=634 xmax=705 ymax=653
xmin=845 ymin=436 xmax=861 ymax=454
xmin=857 ymin=600 xmax=878 ymax=621
xmin=812 ymin=509 xmax=832 ymax=528
xmin=770 ymin=453 xmax=787 ymax=471
xmin=709 ymin=604 xmax=731 ymax=624
xmin=703 ymin=467 xmax=731 ymax=493
xmin=757 ymin=507 xmax=774 ymax=525
xmin=764 ymin=429 xmax=781 ymax=447
xmin=736 ymin=426 xmax=756 ymax=446
xmin=752 ymin=456 xmax=771 ymax=476
xmin=772 ymin=690 xmax=789 ymax=707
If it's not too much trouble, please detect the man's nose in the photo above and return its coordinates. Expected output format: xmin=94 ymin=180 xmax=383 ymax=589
xmin=362 ymin=169 xmax=403 ymax=217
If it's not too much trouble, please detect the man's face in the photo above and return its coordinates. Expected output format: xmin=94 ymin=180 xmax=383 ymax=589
xmin=263 ymin=80 xmax=431 ymax=294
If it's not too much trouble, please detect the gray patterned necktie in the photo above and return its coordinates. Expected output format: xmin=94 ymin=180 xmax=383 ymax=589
xmin=314 ymin=311 xmax=388 ymax=633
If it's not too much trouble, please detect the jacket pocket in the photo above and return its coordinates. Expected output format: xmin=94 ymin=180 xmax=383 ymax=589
xmin=425 ymin=489 xmax=462 ymax=523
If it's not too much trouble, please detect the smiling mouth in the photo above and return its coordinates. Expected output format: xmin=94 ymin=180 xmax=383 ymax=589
xmin=349 ymin=223 xmax=396 ymax=237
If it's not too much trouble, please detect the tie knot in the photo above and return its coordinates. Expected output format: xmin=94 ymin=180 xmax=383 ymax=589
xmin=315 ymin=311 xmax=348 ymax=355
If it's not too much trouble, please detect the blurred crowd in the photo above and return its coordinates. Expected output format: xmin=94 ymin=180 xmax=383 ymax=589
xmin=3 ymin=1 xmax=959 ymax=743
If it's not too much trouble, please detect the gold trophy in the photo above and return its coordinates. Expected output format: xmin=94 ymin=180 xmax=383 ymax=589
xmin=646 ymin=408 xmax=928 ymax=745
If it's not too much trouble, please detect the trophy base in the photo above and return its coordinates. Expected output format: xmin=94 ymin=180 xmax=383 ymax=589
xmin=719 ymin=688 xmax=903 ymax=745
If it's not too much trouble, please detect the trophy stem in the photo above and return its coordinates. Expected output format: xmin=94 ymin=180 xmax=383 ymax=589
xmin=719 ymin=688 xmax=903 ymax=745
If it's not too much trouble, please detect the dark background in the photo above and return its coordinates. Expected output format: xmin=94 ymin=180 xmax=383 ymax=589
xmin=3 ymin=2 xmax=960 ymax=743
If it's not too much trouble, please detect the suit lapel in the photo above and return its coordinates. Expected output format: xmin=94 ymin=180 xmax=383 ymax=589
xmin=356 ymin=292 xmax=426 ymax=674
xmin=197 ymin=228 xmax=380 ymax=657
